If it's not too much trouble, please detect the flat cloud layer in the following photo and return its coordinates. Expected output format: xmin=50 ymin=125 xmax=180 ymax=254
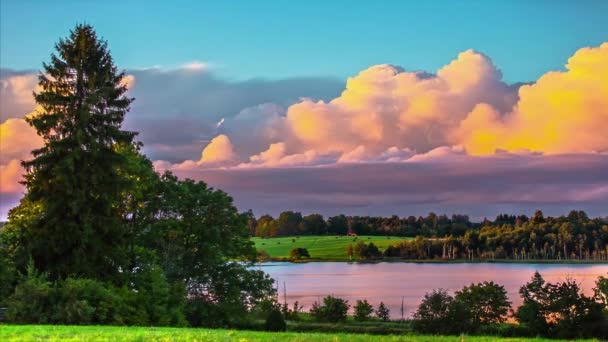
xmin=1 ymin=43 xmax=608 ymax=219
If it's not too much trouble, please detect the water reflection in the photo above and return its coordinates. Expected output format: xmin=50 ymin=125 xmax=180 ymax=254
xmin=254 ymin=262 xmax=608 ymax=318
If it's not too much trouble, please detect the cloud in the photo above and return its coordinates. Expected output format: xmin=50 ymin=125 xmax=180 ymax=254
xmin=0 ymin=69 xmax=39 ymax=122
xmin=0 ymin=118 xmax=42 ymax=164
xmin=168 ymin=134 xmax=237 ymax=169
xmin=2 ymin=43 xmax=608 ymax=219
xmin=0 ymin=118 xmax=40 ymax=195
xmin=458 ymin=42 xmax=608 ymax=154
xmin=169 ymin=153 xmax=608 ymax=218
xmin=122 ymin=67 xmax=342 ymax=161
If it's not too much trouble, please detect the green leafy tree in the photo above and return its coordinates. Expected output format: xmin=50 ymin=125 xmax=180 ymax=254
xmin=455 ymin=281 xmax=511 ymax=326
xmin=299 ymin=214 xmax=327 ymax=235
xmin=412 ymin=289 xmax=472 ymax=334
xmin=7 ymin=24 xmax=136 ymax=280
xmin=376 ymin=302 xmax=390 ymax=321
xmin=277 ymin=211 xmax=303 ymax=236
xmin=353 ymin=299 xmax=374 ymax=321
xmin=595 ymin=275 xmax=608 ymax=306
xmin=515 ymin=272 xmax=551 ymax=334
xmin=310 ymin=295 xmax=349 ymax=322
xmin=327 ymin=215 xmax=348 ymax=235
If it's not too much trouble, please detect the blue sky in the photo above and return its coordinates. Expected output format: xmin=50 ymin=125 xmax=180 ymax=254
xmin=2 ymin=0 xmax=607 ymax=82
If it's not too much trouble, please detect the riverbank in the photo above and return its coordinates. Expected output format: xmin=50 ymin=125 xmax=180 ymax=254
xmin=261 ymin=257 xmax=608 ymax=264
xmin=0 ymin=325 xmax=599 ymax=342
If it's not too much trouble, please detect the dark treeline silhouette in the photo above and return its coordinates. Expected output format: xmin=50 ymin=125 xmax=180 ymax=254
xmin=253 ymin=210 xmax=608 ymax=261
xmin=250 ymin=211 xmax=477 ymax=237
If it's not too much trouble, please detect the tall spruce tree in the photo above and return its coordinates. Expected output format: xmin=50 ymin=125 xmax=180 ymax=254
xmin=17 ymin=24 xmax=136 ymax=280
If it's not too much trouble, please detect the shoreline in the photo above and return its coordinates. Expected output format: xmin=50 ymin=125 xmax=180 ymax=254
xmin=257 ymin=257 xmax=608 ymax=265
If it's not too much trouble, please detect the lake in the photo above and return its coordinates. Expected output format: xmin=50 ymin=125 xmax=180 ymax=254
xmin=254 ymin=262 xmax=608 ymax=319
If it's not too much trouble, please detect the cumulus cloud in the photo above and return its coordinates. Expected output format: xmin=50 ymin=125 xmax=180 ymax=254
xmin=0 ymin=118 xmax=41 ymax=195
xmin=2 ymin=43 xmax=608 ymax=219
xmin=167 ymin=134 xmax=237 ymax=170
xmin=458 ymin=42 xmax=608 ymax=154
xmin=0 ymin=69 xmax=39 ymax=121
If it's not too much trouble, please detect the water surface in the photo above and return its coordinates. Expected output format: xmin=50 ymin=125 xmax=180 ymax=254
xmin=254 ymin=262 xmax=608 ymax=318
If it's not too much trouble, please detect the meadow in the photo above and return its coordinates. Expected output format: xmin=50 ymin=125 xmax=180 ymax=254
xmin=252 ymin=235 xmax=410 ymax=260
xmin=0 ymin=325 xmax=600 ymax=342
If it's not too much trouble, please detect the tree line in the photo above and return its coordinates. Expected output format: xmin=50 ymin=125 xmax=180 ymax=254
xmin=254 ymin=210 xmax=608 ymax=261
xmin=250 ymin=211 xmax=477 ymax=237
xmin=267 ymin=272 xmax=608 ymax=338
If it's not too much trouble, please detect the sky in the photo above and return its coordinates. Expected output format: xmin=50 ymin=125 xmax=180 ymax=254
xmin=1 ymin=1 xmax=608 ymax=220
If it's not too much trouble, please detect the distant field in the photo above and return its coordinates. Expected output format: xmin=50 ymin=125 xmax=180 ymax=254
xmin=0 ymin=325 xmax=596 ymax=342
xmin=252 ymin=235 xmax=411 ymax=260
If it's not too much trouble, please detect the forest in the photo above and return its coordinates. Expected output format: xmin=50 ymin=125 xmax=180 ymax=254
xmin=252 ymin=210 xmax=608 ymax=261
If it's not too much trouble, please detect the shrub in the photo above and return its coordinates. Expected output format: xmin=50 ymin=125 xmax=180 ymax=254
xmin=265 ymin=308 xmax=286 ymax=331
xmin=288 ymin=248 xmax=310 ymax=260
xmin=52 ymin=277 xmax=117 ymax=324
xmin=6 ymin=264 xmax=53 ymax=324
xmin=310 ymin=295 xmax=349 ymax=322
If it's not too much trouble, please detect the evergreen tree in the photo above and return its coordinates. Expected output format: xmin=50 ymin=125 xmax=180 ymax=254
xmin=12 ymin=24 xmax=136 ymax=280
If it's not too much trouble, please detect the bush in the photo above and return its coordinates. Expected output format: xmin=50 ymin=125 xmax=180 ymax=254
xmin=288 ymin=248 xmax=310 ymax=260
xmin=354 ymin=299 xmax=374 ymax=321
xmin=6 ymin=262 xmax=186 ymax=326
xmin=52 ymin=277 xmax=117 ymax=324
xmin=6 ymin=265 xmax=53 ymax=324
xmin=265 ymin=309 xmax=286 ymax=331
xmin=310 ymin=295 xmax=349 ymax=322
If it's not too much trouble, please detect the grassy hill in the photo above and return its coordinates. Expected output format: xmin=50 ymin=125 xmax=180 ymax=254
xmin=252 ymin=235 xmax=411 ymax=260
xmin=0 ymin=325 xmax=597 ymax=342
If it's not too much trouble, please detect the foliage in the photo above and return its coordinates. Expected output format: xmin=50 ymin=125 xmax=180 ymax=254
xmin=265 ymin=309 xmax=287 ymax=332
xmin=9 ymin=24 xmax=136 ymax=280
xmin=515 ymin=272 xmax=606 ymax=339
xmin=288 ymin=248 xmax=310 ymax=260
xmin=412 ymin=289 xmax=472 ymax=334
xmin=375 ymin=302 xmax=390 ymax=322
xmin=310 ymin=295 xmax=349 ymax=322
xmin=6 ymin=264 xmax=53 ymax=324
xmin=353 ymin=299 xmax=374 ymax=321
xmin=595 ymin=275 xmax=608 ymax=306
xmin=454 ymin=281 xmax=511 ymax=326
xmin=353 ymin=241 xmax=382 ymax=259
xmin=251 ymin=209 xmax=608 ymax=263
xmin=0 ymin=24 xmax=275 ymax=328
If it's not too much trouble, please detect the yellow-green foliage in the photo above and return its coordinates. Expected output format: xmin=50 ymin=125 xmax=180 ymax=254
xmin=252 ymin=235 xmax=411 ymax=260
xmin=0 ymin=325 xmax=598 ymax=342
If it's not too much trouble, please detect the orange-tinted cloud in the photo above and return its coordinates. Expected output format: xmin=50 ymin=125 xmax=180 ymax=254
xmin=458 ymin=42 xmax=608 ymax=154
xmin=0 ymin=118 xmax=41 ymax=194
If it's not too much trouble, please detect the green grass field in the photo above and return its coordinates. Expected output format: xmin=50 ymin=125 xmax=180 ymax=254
xmin=0 ymin=325 xmax=598 ymax=342
xmin=252 ymin=235 xmax=410 ymax=260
